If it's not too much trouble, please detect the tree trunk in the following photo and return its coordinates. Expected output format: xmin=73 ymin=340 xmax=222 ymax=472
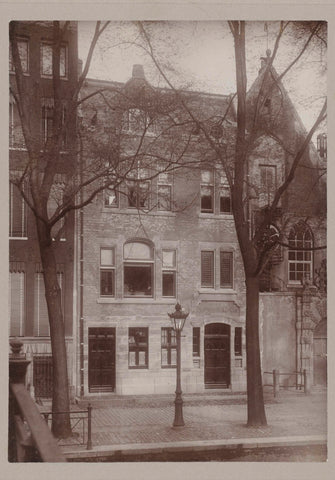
xmin=36 ymin=220 xmax=72 ymax=438
xmin=245 ymin=275 xmax=267 ymax=426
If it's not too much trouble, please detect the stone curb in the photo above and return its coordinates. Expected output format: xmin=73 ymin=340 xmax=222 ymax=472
xmin=64 ymin=434 xmax=327 ymax=459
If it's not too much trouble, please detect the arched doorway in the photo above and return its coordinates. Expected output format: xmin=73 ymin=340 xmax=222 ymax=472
xmin=204 ymin=323 xmax=230 ymax=389
xmin=313 ymin=319 xmax=327 ymax=386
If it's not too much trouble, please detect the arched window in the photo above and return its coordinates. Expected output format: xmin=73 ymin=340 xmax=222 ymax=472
xmin=123 ymin=241 xmax=154 ymax=297
xmin=288 ymin=222 xmax=313 ymax=284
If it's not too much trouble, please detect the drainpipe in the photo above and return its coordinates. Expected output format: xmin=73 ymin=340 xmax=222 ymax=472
xmin=79 ymin=204 xmax=84 ymax=397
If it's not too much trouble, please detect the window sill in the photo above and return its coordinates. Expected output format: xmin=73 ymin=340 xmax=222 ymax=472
xmin=109 ymin=209 xmax=176 ymax=217
xmin=9 ymin=236 xmax=28 ymax=240
xmin=198 ymin=289 xmax=237 ymax=301
xmin=199 ymin=213 xmax=234 ymax=219
xmin=161 ymin=365 xmax=177 ymax=369
xmin=97 ymin=297 xmax=177 ymax=304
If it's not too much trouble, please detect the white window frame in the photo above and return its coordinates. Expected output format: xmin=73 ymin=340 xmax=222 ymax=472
xmin=40 ymin=42 xmax=68 ymax=78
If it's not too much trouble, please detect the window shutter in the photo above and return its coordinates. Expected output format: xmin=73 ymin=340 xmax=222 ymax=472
xmin=220 ymin=251 xmax=233 ymax=287
xmin=201 ymin=251 xmax=214 ymax=287
xmin=9 ymin=270 xmax=25 ymax=336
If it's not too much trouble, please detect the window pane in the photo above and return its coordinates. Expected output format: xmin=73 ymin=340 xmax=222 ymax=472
xmin=101 ymin=248 xmax=114 ymax=266
xmin=162 ymin=271 xmax=175 ymax=297
xmin=220 ymin=188 xmax=231 ymax=213
xmin=9 ymin=39 xmax=28 ymax=73
xmin=100 ymin=270 xmax=114 ymax=296
xmin=201 ymin=251 xmax=214 ymax=287
xmin=201 ymin=170 xmax=213 ymax=183
xmin=201 ymin=186 xmax=214 ymax=212
xmin=124 ymin=265 xmax=153 ymax=296
xmin=158 ymin=185 xmax=171 ymax=211
xmin=104 ymin=188 xmax=118 ymax=207
xmin=162 ymin=250 xmax=176 ymax=268
xmin=9 ymin=271 xmax=25 ymax=336
xmin=124 ymin=242 xmax=152 ymax=260
xmin=128 ymin=328 xmax=148 ymax=368
xmin=193 ymin=327 xmax=200 ymax=356
xmin=41 ymin=44 xmax=66 ymax=77
xmin=234 ymin=327 xmax=242 ymax=356
xmin=220 ymin=251 xmax=233 ymax=288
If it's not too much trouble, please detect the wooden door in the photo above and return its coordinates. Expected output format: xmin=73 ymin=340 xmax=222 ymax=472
xmin=89 ymin=328 xmax=115 ymax=392
xmin=204 ymin=323 xmax=230 ymax=388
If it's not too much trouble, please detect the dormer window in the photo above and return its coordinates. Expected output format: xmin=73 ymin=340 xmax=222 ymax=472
xmin=123 ymin=108 xmax=156 ymax=135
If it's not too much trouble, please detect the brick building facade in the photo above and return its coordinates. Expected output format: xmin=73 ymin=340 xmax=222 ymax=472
xmin=9 ymin=21 xmax=78 ymax=398
xmin=75 ymin=62 xmax=326 ymax=397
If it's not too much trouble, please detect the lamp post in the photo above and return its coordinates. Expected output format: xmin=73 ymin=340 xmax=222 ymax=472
xmin=168 ymin=303 xmax=189 ymax=427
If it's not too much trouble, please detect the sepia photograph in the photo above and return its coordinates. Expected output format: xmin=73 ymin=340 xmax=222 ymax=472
xmin=6 ymin=10 xmax=329 ymax=474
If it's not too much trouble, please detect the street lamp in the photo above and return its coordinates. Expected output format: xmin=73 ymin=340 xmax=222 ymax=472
xmin=168 ymin=303 xmax=189 ymax=427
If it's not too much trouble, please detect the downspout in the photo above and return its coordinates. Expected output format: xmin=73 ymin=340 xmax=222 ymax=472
xmin=79 ymin=202 xmax=84 ymax=397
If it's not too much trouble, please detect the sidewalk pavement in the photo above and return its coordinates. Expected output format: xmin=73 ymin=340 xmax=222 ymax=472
xmin=41 ymin=388 xmax=327 ymax=460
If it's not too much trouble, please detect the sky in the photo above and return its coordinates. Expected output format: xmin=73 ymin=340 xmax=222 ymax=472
xmin=78 ymin=21 xmax=327 ymax=133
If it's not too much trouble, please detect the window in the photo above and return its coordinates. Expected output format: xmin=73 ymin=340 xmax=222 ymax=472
xmin=288 ymin=223 xmax=313 ymax=284
xmin=234 ymin=327 xmax=242 ymax=356
xmin=100 ymin=248 xmax=115 ymax=296
xmin=259 ymin=165 xmax=276 ymax=206
xmin=128 ymin=328 xmax=148 ymax=368
xmin=162 ymin=250 xmax=176 ymax=297
xmin=40 ymin=43 xmax=67 ymax=77
xmin=9 ymin=38 xmax=29 ymax=73
xmin=193 ymin=327 xmax=200 ymax=357
xmin=41 ymin=100 xmax=66 ymax=148
xmin=9 ymin=263 xmax=25 ymax=337
xmin=127 ymin=180 xmax=150 ymax=209
xmin=104 ymin=187 xmax=118 ymax=208
xmin=220 ymin=251 xmax=233 ymax=288
xmin=124 ymin=241 xmax=154 ymax=297
xmin=9 ymin=181 xmax=27 ymax=238
xmin=123 ymin=108 xmax=155 ymax=135
xmin=201 ymin=251 xmax=214 ymax=287
xmin=219 ymin=172 xmax=232 ymax=214
xmin=157 ymin=166 xmax=173 ymax=211
xmin=161 ymin=327 xmax=176 ymax=367
xmin=200 ymin=170 xmax=214 ymax=213
xmin=34 ymin=264 xmax=63 ymax=337
xmin=9 ymin=100 xmax=25 ymax=149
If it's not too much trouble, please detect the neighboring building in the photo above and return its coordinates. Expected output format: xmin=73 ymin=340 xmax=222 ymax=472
xmin=9 ymin=21 xmax=78 ymax=399
xmin=75 ymin=60 xmax=326 ymax=397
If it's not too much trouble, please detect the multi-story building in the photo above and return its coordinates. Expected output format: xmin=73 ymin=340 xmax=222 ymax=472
xmin=75 ymin=60 xmax=326 ymax=397
xmin=9 ymin=21 xmax=78 ymax=399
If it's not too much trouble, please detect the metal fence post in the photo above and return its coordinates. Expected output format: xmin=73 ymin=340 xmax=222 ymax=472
xmin=87 ymin=403 xmax=92 ymax=450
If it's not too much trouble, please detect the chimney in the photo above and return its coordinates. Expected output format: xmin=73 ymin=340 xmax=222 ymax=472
xmin=132 ymin=64 xmax=145 ymax=79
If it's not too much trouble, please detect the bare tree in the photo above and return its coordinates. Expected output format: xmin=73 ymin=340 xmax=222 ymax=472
xmin=136 ymin=20 xmax=326 ymax=426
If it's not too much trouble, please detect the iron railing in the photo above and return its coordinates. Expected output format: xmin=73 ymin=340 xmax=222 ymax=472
xmin=263 ymin=369 xmax=309 ymax=397
xmin=42 ymin=404 xmax=92 ymax=450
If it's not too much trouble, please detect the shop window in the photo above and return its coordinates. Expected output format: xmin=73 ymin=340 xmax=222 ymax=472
xmin=162 ymin=250 xmax=176 ymax=297
xmin=100 ymin=248 xmax=115 ymax=297
xmin=193 ymin=327 xmax=200 ymax=357
xmin=200 ymin=170 xmax=214 ymax=213
xmin=128 ymin=327 xmax=148 ymax=368
xmin=161 ymin=327 xmax=176 ymax=367
xmin=40 ymin=42 xmax=67 ymax=77
xmin=9 ymin=262 xmax=25 ymax=337
xmin=9 ymin=181 xmax=27 ymax=238
xmin=234 ymin=327 xmax=242 ymax=356
xmin=124 ymin=241 xmax=154 ymax=297
xmin=220 ymin=251 xmax=233 ymax=288
xmin=201 ymin=251 xmax=214 ymax=287
xmin=288 ymin=223 xmax=313 ymax=284
xmin=9 ymin=38 xmax=29 ymax=73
